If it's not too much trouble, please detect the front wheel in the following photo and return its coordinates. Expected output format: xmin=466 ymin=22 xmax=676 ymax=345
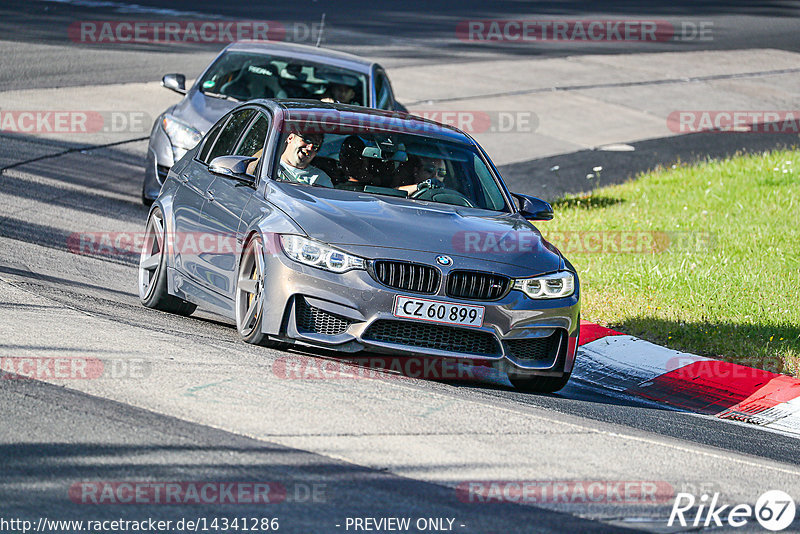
xmin=235 ymin=235 xmax=286 ymax=349
xmin=138 ymin=207 xmax=196 ymax=315
xmin=509 ymin=373 xmax=571 ymax=393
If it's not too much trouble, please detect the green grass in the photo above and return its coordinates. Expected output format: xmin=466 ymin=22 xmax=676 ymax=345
xmin=541 ymin=150 xmax=800 ymax=376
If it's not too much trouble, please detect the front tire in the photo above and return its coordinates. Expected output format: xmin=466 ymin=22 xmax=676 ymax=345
xmin=138 ymin=207 xmax=196 ymax=315
xmin=509 ymin=373 xmax=571 ymax=393
xmin=235 ymin=235 xmax=285 ymax=349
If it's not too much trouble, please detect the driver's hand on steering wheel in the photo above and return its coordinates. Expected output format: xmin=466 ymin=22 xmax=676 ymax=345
xmin=415 ymin=178 xmax=443 ymax=192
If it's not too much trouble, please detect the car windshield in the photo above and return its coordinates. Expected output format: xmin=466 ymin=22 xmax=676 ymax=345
xmin=273 ymin=125 xmax=510 ymax=212
xmin=198 ymin=51 xmax=368 ymax=106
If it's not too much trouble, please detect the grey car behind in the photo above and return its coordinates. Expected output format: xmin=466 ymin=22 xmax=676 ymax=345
xmin=143 ymin=41 xmax=405 ymax=204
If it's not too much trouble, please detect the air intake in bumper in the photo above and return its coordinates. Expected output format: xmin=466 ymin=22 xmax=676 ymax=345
xmin=295 ymin=297 xmax=354 ymax=336
xmin=363 ymin=319 xmax=501 ymax=356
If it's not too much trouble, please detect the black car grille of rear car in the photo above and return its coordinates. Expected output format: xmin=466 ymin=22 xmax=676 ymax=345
xmin=504 ymin=331 xmax=564 ymax=363
xmin=295 ymin=297 xmax=353 ymax=336
xmin=371 ymin=260 xmax=440 ymax=294
xmin=446 ymin=270 xmax=511 ymax=301
xmin=363 ymin=319 xmax=502 ymax=356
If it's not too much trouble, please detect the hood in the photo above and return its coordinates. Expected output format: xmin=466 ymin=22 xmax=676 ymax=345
xmin=171 ymin=89 xmax=238 ymax=134
xmin=268 ymin=184 xmax=563 ymax=273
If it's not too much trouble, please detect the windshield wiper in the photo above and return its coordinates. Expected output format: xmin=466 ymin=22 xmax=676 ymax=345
xmin=201 ymin=90 xmax=240 ymax=102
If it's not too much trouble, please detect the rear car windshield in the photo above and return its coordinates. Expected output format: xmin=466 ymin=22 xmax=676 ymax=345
xmin=199 ymin=51 xmax=368 ymax=106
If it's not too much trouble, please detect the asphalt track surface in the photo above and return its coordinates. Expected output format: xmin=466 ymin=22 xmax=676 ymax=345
xmin=2 ymin=2 xmax=800 ymax=533
xmin=2 ymin=0 xmax=800 ymax=90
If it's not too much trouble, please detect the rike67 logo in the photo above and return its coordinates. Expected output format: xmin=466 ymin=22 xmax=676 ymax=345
xmin=669 ymin=490 xmax=796 ymax=531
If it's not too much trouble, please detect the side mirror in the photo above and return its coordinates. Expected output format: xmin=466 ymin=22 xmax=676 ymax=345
xmin=511 ymin=192 xmax=553 ymax=221
xmin=161 ymin=73 xmax=187 ymax=95
xmin=209 ymin=155 xmax=258 ymax=183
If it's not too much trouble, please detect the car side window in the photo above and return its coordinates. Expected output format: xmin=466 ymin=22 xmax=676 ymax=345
xmin=235 ymin=114 xmax=269 ymax=158
xmin=375 ymin=71 xmax=394 ymax=110
xmin=473 ymin=154 xmax=506 ymax=211
xmin=234 ymin=113 xmax=270 ymax=176
xmin=206 ymin=109 xmax=256 ymax=162
xmin=198 ymin=120 xmax=226 ymax=164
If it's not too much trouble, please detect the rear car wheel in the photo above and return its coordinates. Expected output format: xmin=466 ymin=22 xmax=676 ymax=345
xmin=509 ymin=373 xmax=571 ymax=393
xmin=236 ymin=235 xmax=286 ymax=349
xmin=138 ymin=207 xmax=196 ymax=315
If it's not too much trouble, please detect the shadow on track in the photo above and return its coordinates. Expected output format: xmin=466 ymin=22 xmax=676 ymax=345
xmin=0 ymin=379 xmax=633 ymax=534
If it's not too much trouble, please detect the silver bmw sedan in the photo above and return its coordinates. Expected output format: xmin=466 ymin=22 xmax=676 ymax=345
xmin=139 ymin=100 xmax=580 ymax=392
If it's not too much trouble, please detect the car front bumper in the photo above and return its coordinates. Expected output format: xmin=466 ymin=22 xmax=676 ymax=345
xmin=258 ymin=236 xmax=580 ymax=376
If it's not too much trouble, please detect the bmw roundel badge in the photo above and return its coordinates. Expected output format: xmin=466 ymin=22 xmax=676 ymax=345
xmin=436 ymin=255 xmax=453 ymax=266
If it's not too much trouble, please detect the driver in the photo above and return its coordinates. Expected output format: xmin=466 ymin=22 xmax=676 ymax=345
xmin=397 ymin=156 xmax=446 ymax=193
xmin=320 ymin=73 xmax=360 ymax=105
xmin=321 ymin=83 xmax=357 ymax=105
xmin=277 ymin=132 xmax=333 ymax=187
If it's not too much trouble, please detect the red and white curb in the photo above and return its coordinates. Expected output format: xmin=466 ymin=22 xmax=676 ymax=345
xmin=575 ymin=321 xmax=800 ymax=437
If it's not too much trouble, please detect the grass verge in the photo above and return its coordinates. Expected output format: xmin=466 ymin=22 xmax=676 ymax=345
xmin=541 ymin=149 xmax=800 ymax=376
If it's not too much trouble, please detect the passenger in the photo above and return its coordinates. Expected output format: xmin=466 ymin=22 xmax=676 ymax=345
xmin=223 ymin=64 xmax=286 ymax=100
xmin=248 ymin=71 xmax=286 ymax=99
xmin=338 ymin=135 xmax=370 ymax=184
xmin=338 ymin=135 xmax=395 ymax=188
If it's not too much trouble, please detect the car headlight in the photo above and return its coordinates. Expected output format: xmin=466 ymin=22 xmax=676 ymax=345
xmin=513 ymin=271 xmax=575 ymax=299
xmin=161 ymin=114 xmax=202 ymax=159
xmin=279 ymin=235 xmax=365 ymax=273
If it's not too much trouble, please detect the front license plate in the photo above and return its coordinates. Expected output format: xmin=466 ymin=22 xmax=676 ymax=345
xmin=393 ymin=296 xmax=485 ymax=327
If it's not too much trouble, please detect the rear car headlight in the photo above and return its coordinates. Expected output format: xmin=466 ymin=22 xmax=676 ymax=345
xmin=161 ymin=114 xmax=202 ymax=160
xmin=279 ymin=235 xmax=365 ymax=273
xmin=513 ymin=271 xmax=575 ymax=299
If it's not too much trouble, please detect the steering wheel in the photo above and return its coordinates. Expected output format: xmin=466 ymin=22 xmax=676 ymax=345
xmin=410 ymin=184 xmax=475 ymax=207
